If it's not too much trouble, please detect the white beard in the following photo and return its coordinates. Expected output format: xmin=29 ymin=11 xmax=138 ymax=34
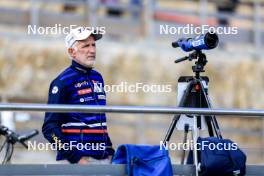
xmin=87 ymin=60 xmax=96 ymax=68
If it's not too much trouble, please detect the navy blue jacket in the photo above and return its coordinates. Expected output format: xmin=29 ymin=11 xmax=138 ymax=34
xmin=42 ymin=61 xmax=114 ymax=163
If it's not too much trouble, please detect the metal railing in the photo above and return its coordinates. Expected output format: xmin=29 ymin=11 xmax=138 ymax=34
xmin=1 ymin=164 xmax=264 ymax=176
xmin=0 ymin=164 xmax=263 ymax=176
xmin=0 ymin=103 xmax=264 ymax=175
xmin=2 ymin=103 xmax=264 ymax=117
xmin=0 ymin=164 xmax=195 ymax=175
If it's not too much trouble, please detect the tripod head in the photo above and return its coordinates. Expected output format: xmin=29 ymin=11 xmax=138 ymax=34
xmin=172 ymin=32 xmax=218 ymax=78
xmin=175 ymin=50 xmax=207 ymax=78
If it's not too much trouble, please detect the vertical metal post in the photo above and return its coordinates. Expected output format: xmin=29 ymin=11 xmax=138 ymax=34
xmin=193 ymin=115 xmax=199 ymax=176
xmin=30 ymin=0 xmax=39 ymax=27
xmin=263 ymin=118 xmax=264 ymax=162
xmin=86 ymin=0 xmax=98 ymax=27
xmin=199 ymin=0 xmax=208 ymax=25
xmin=253 ymin=1 xmax=261 ymax=59
xmin=144 ymin=0 xmax=155 ymax=40
xmin=136 ymin=115 xmax=146 ymax=144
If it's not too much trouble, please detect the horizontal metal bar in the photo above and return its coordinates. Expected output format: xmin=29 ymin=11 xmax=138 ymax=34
xmin=1 ymin=103 xmax=264 ymax=117
xmin=0 ymin=164 xmax=262 ymax=175
xmin=0 ymin=164 xmax=194 ymax=176
xmin=0 ymin=164 xmax=125 ymax=176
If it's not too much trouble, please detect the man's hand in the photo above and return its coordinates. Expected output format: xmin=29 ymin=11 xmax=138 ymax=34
xmin=78 ymin=156 xmax=113 ymax=164
xmin=78 ymin=158 xmax=89 ymax=165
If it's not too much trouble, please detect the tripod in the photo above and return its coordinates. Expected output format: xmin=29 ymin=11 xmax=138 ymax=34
xmin=163 ymin=50 xmax=222 ymax=174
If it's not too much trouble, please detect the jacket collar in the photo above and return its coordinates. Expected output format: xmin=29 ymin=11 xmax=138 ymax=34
xmin=71 ymin=60 xmax=92 ymax=74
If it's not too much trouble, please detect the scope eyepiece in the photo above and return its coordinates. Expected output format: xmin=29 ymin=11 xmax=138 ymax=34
xmin=204 ymin=32 xmax=218 ymax=49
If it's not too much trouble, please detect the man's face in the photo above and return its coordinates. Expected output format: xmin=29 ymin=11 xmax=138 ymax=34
xmin=69 ymin=35 xmax=96 ymax=68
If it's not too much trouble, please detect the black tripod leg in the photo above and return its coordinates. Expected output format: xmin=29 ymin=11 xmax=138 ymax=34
xmin=200 ymin=82 xmax=223 ymax=139
xmin=211 ymin=116 xmax=223 ymax=138
xmin=204 ymin=101 xmax=222 ymax=138
xmin=163 ymin=82 xmax=193 ymax=144
xmin=204 ymin=116 xmax=215 ymax=137
xmin=163 ymin=115 xmax=180 ymax=144
xmin=193 ymin=81 xmax=211 ymax=135
xmin=205 ymin=95 xmax=223 ymax=138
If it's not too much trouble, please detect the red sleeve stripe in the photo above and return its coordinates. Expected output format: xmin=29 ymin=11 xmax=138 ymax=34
xmin=62 ymin=129 xmax=107 ymax=134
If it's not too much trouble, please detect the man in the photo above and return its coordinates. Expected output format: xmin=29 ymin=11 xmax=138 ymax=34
xmin=42 ymin=27 xmax=114 ymax=164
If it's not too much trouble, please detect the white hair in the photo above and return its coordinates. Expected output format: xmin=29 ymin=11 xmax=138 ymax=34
xmin=67 ymin=41 xmax=78 ymax=60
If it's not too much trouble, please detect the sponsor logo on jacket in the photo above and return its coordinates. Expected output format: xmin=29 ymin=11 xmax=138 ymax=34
xmin=98 ymin=95 xmax=106 ymax=100
xmin=78 ymin=88 xmax=92 ymax=95
xmin=75 ymin=81 xmax=89 ymax=88
xmin=80 ymin=96 xmax=94 ymax=102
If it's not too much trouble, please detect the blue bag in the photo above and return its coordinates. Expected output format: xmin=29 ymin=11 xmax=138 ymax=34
xmin=187 ymin=137 xmax=247 ymax=176
xmin=112 ymin=144 xmax=173 ymax=176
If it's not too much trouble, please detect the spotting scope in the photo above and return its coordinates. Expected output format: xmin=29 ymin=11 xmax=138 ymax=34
xmin=172 ymin=32 xmax=219 ymax=52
